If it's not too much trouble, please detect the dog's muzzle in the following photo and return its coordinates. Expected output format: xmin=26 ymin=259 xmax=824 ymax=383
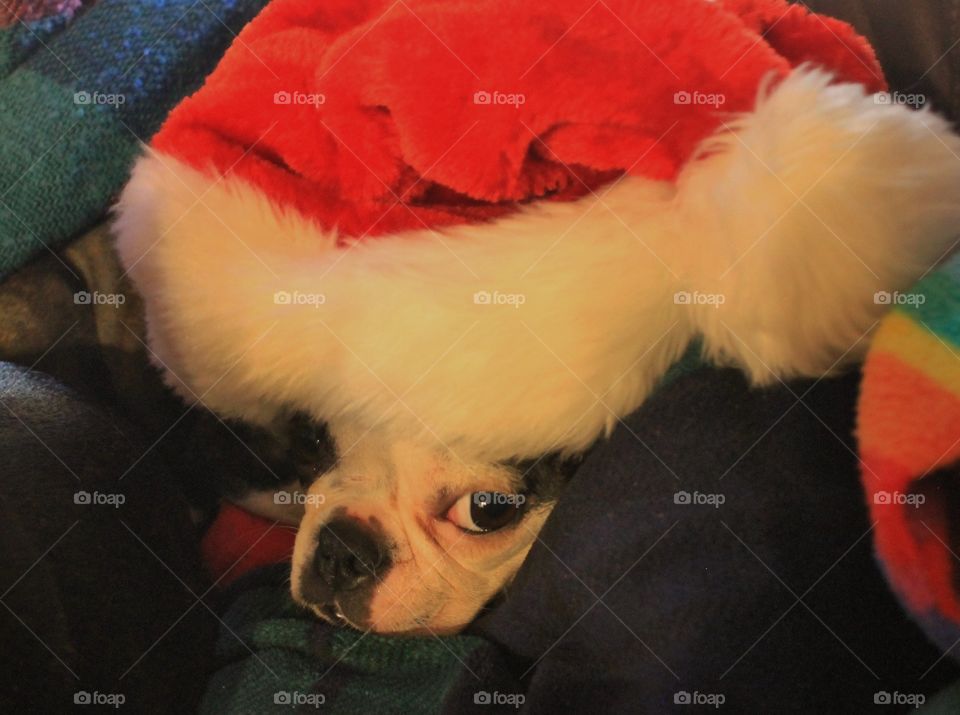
xmin=299 ymin=516 xmax=391 ymax=625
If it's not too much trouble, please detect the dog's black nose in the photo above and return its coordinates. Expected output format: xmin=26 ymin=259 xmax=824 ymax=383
xmin=314 ymin=518 xmax=386 ymax=592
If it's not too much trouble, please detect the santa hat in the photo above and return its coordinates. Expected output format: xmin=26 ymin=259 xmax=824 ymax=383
xmin=114 ymin=0 xmax=960 ymax=461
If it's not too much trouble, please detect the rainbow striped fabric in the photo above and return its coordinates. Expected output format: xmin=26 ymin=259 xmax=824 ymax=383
xmin=858 ymin=250 xmax=960 ymax=651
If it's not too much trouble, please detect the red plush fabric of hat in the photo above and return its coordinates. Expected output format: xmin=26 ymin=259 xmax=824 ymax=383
xmin=115 ymin=0 xmax=960 ymax=461
xmin=149 ymin=0 xmax=883 ymax=237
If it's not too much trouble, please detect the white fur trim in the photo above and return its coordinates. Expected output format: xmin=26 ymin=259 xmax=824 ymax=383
xmin=114 ymin=69 xmax=960 ymax=460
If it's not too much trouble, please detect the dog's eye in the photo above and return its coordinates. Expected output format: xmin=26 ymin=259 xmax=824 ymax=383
xmin=445 ymin=491 xmax=526 ymax=534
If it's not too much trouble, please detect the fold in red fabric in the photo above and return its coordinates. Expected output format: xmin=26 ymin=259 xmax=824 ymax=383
xmin=151 ymin=0 xmax=884 ymax=241
xmin=201 ymin=503 xmax=297 ymax=587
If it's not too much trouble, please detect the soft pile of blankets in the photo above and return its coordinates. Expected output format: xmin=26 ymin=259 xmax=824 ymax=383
xmin=3 ymin=1 xmax=960 ymax=713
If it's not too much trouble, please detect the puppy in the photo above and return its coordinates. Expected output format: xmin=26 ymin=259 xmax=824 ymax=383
xmin=219 ymin=411 xmax=580 ymax=635
xmin=290 ymin=423 xmax=580 ymax=635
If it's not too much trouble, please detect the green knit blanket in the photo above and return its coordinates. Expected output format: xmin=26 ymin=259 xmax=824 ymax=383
xmin=0 ymin=0 xmax=270 ymax=280
xmin=200 ymin=566 xmax=488 ymax=715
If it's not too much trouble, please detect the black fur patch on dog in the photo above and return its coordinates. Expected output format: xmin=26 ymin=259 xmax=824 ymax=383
xmin=187 ymin=410 xmax=338 ymax=502
xmin=508 ymin=451 xmax=586 ymax=506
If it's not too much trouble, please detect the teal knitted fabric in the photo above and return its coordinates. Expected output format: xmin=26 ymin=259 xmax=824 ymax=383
xmin=200 ymin=567 xmax=487 ymax=715
xmin=0 ymin=0 xmax=270 ymax=280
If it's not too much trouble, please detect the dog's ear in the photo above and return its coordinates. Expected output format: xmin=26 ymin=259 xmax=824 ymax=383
xmin=671 ymin=69 xmax=960 ymax=384
xmin=507 ymin=451 xmax=587 ymax=505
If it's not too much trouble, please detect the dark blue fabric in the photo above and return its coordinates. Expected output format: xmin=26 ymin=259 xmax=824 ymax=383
xmin=442 ymin=367 xmax=956 ymax=713
xmin=31 ymin=0 xmax=268 ymax=137
xmin=0 ymin=361 xmax=216 ymax=712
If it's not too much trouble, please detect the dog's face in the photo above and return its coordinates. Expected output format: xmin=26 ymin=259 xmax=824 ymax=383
xmin=279 ymin=418 xmax=577 ymax=635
